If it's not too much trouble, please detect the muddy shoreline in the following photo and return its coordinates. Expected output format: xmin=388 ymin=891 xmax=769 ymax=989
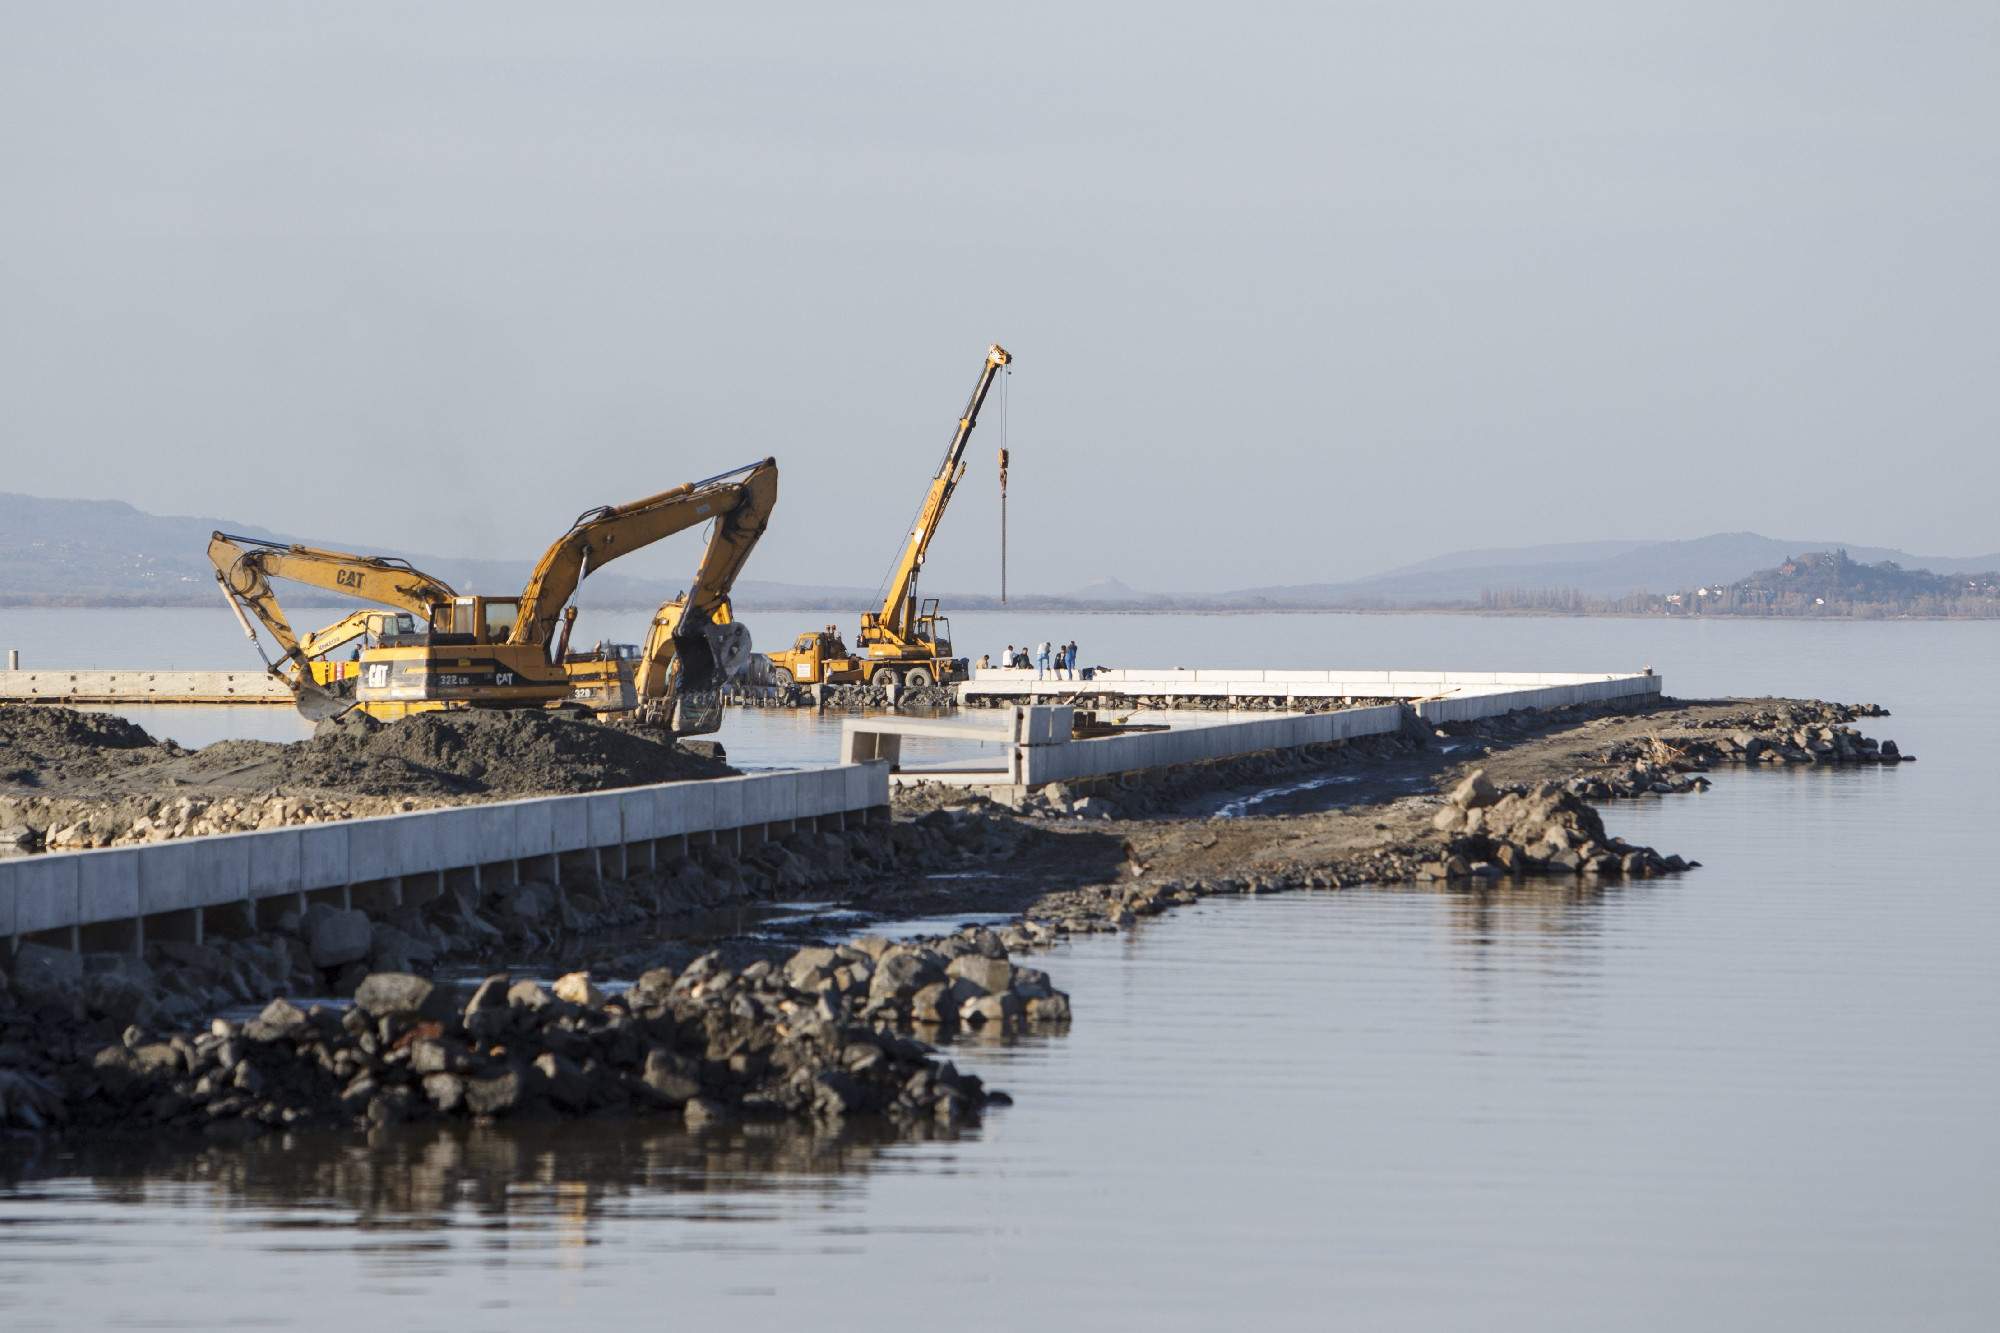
xmin=0 ymin=693 xmax=1909 ymax=1149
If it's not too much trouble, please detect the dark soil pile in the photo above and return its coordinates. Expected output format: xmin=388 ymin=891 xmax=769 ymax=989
xmin=0 ymin=706 xmax=174 ymax=785
xmin=263 ymin=710 xmax=733 ymax=797
xmin=0 ymin=705 xmax=732 ymax=807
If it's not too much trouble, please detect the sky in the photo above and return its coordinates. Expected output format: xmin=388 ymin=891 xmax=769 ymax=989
xmin=2 ymin=3 xmax=1996 ymax=597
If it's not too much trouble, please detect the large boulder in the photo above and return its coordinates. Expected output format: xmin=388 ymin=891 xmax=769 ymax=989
xmin=945 ymin=954 xmax=1014 ymax=996
xmin=10 ymin=943 xmax=83 ymax=1013
xmin=306 ymin=908 xmax=374 ymax=969
xmin=352 ymin=971 xmax=436 ymax=1019
xmin=868 ymin=949 xmax=945 ymax=1004
xmin=1449 ymin=769 xmax=1499 ymax=810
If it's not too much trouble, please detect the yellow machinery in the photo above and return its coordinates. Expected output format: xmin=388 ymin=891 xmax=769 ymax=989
xmin=564 ymin=456 xmax=779 ymax=730
xmin=212 ymin=458 xmax=779 ymax=725
xmin=630 ymin=456 xmax=778 ymax=727
xmin=350 ymin=458 xmax=779 ymax=719
xmin=767 ymin=344 xmax=1008 ymax=689
xmin=207 ymin=534 xmax=460 ymax=720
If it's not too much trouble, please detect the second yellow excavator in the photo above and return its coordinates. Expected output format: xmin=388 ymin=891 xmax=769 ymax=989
xmin=207 ymin=534 xmax=460 ymax=720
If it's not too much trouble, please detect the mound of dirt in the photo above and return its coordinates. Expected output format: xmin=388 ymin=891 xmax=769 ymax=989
xmin=0 ymin=705 xmax=732 ymax=805
xmin=0 ymin=705 xmax=174 ymax=786
xmin=277 ymin=709 xmax=732 ymax=797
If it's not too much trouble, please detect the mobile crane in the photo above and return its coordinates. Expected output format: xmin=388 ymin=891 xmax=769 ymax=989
xmin=766 ymin=344 xmax=1008 ymax=689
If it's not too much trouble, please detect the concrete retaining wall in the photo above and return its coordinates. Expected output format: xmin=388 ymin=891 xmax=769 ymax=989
xmin=1015 ymin=704 xmax=1405 ymax=786
xmin=1411 ymin=675 xmax=1662 ymax=723
xmin=0 ymin=670 xmax=292 ymax=704
xmin=0 ymin=763 xmax=890 ymax=950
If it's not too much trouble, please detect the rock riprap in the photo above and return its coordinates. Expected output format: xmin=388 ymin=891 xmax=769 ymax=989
xmin=59 ymin=948 xmax=1048 ymax=1138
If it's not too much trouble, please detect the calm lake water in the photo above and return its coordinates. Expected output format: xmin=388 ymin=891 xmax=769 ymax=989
xmin=1 ymin=610 xmax=1996 ymax=1329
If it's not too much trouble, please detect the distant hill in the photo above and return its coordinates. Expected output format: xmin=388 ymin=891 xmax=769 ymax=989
xmin=0 ymin=491 xmax=706 ymax=610
xmin=1691 ymin=550 xmax=2000 ymax=617
xmin=1224 ymin=532 xmax=2000 ymax=606
xmin=6 ymin=492 xmax=1998 ymax=618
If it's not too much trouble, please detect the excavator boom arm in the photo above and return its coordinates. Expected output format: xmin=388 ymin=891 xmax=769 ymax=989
xmin=513 ymin=458 xmax=777 ymax=648
xmin=636 ymin=459 xmax=780 ymax=702
xmin=874 ymin=344 xmax=1009 ymax=641
xmin=207 ymin=533 xmax=459 ymax=719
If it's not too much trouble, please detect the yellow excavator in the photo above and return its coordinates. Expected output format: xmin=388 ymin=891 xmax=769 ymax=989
xmin=766 ymin=344 xmax=1008 ymax=690
xmin=207 ymin=535 xmax=460 ymax=721
xmin=340 ymin=458 xmax=779 ymax=720
xmin=570 ymin=457 xmax=779 ymax=729
xmin=213 ymin=458 xmax=780 ymax=725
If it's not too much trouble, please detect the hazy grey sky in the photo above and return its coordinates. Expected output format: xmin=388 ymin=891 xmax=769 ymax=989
xmin=3 ymin=3 xmax=1995 ymax=596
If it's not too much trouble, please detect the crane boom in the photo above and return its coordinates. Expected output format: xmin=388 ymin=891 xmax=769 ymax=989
xmin=864 ymin=344 xmax=1010 ymax=648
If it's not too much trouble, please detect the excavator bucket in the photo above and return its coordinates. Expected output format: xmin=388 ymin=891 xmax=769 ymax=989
xmin=672 ymin=621 xmax=754 ymax=694
xmin=292 ymin=681 xmax=353 ymax=722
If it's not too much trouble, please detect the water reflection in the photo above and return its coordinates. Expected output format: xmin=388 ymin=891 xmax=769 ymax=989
xmin=1 ymin=1116 xmax=985 ymax=1237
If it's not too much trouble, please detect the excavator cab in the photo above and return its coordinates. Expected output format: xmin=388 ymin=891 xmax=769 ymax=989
xmin=437 ymin=597 xmax=521 ymax=645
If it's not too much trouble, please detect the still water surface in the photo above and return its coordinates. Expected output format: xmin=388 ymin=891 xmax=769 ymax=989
xmin=0 ymin=611 xmax=1995 ymax=1328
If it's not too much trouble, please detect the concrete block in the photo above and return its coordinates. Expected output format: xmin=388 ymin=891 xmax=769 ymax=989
xmin=247 ymin=828 xmax=303 ymax=898
xmin=511 ymin=796 xmax=556 ymax=861
xmin=0 ymin=861 xmax=16 ymax=935
xmin=381 ymin=811 xmax=436 ymax=879
xmin=549 ymin=795 xmax=591 ymax=853
xmin=182 ymin=835 xmax=253 ymax=909
xmin=1265 ymin=669 xmax=1332 ymax=684
xmin=345 ymin=816 xmax=391 ymax=883
xmin=76 ymin=848 xmax=140 ymax=927
xmin=587 ymin=792 xmax=625 ymax=848
xmin=784 ymin=771 xmax=815 ymax=820
xmin=709 ymin=779 xmax=745 ymax=834
xmin=473 ymin=800 xmax=525 ymax=862
xmin=761 ymin=772 xmax=798 ymax=825
xmin=13 ymin=853 xmax=80 ymax=934
xmin=844 ymin=761 xmax=887 ymax=811
xmin=428 ymin=806 xmax=482 ymax=872
xmin=300 ymin=822 xmax=350 ymax=891
xmin=664 ymin=782 xmax=712 ymax=838
xmin=622 ymin=787 xmax=659 ymax=843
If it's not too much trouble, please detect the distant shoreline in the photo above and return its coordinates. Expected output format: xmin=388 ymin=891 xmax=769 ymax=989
xmin=5 ymin=597 xmax=1995 ymax=622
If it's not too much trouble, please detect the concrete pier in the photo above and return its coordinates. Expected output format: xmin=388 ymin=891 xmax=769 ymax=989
xmin=0 ymin=670 xmax=292 ymax=705
xmin=960 ymin=667 xmax=1660 ymax=722
xmin=0 ymin=763 xmax=890 ymax=954
xmin=853 ymin=704 xmax=1410 ymax=790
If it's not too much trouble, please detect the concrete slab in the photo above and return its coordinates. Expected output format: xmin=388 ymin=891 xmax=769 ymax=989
xmin=14 ymin=853 xmax=79 ymax=935
xmin=77 ymin=848 xmax=140 ymax=926
xmin=549 ymin=795 xmax=591 ymax=853
xmin=300 ymin=822 xmax=350 ymax=891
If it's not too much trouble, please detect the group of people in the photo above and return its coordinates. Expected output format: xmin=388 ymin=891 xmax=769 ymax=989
xmin=982 ymin=639 xmax=1082 ymax=680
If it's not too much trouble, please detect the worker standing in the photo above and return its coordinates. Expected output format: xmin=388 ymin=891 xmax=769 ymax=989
xmin=1064 ymin=640 xmax=1078 ymax=680
xmin=1036 ymin=639 xmax=1052 ymax=679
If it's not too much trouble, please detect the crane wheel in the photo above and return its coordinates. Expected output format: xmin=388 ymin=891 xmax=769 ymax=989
xmin=873 ymin=668 xmax=902 ymax=689
xmin=903 ymin=667 xmax=933 ymax=688
xmin=773 ymin=667 xmax=795 ymax=687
